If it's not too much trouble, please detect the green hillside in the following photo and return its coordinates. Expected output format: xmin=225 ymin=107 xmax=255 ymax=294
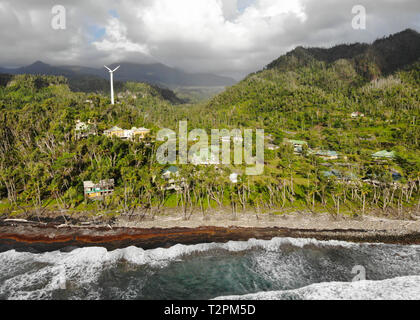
xmin=0 ymin=29 xmax=419 ymax=221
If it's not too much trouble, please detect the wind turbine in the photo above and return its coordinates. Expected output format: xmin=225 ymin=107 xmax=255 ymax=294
xmin=104 ymin=65 xmax=120 ymax=105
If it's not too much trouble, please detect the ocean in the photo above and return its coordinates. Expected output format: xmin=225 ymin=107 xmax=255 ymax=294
xmin=1 ymin=237 xmax=420 ymax=300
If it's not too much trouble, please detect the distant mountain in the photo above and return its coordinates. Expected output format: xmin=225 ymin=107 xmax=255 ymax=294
xmin=62 ymin=62 xmax=236 ymax=88
xmin=0 ymin=61 xmax=77 ymax=79
xmin=0 ymin=67 xmax=11 ymax=74
xmin=20 ymin=61 xmax=76 ymax=77
xmin=0 ymin=61 xmax=236 ymax=89
xmin=266 ymin=29 xmax=420 ymax=80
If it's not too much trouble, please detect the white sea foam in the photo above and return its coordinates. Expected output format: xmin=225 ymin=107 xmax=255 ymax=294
xmin=214 ymin=276 xmax=420 ymax=300
xmin=0 ymin=238 xmax=419 ymax=300
xmin=0 ymin=237 xmax=399 ymax=266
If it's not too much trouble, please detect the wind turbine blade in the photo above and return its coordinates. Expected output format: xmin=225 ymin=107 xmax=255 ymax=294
xmin=112 ymin=65 xmax=120 ymax=72
xmin=104 ymin=65 xmax=112 ymax=72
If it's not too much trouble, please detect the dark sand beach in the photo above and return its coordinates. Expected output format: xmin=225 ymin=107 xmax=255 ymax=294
xmin=1 ymin=211 xmax=420 ymax=252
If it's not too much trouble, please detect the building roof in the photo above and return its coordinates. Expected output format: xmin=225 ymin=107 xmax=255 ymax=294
xmin=323 ymin=169 xmax=341 ymax=178
xmin=308 ymin=149 xmax=338 ymax=157
xmin=372 ymin=150 xmax=395 ymax=158
xmin=315 ymin=150 xmax=339 ymax=157
xmin=132 ymin=127 xmax=151 ymax=132
xmin=105 ymin=126 xmax=123 ymax=132
xmin=285 ymin=139 xmax=308 ymax=146
xmin=83 ymin=181 xmax=95 ymax=188
xmin=163 ymin=166 xmax=179 ymax=174
xmin=83 ymin=179 xmax=115 ymax=189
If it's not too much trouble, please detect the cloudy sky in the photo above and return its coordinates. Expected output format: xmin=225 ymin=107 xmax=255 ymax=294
xmin=0 ymin=0 xmax=419 ymax=79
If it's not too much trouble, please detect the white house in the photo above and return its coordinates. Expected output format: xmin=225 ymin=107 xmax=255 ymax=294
xmin=229 ymin=173 xmax=239 ymax=183
xmin=267 ymin=143 xmax=280 ymax=151
xmin=351 ymin=112 xmax=365 ymax=118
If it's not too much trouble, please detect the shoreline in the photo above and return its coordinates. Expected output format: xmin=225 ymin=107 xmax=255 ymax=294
xmin=1 ymin=211 xmax=420 ymax=252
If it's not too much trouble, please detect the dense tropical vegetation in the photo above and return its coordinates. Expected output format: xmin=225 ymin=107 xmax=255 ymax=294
xmin=0 ymin=29 xmax=419 ymax=222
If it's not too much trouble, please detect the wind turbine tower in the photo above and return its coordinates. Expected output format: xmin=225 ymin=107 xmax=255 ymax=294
xmin=104 ymin=65 xmax=120 ymax=105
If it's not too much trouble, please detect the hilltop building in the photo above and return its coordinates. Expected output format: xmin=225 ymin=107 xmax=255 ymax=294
xmin=104 ymin=126 xmax=126 ymax=138
xmin=310 ymin=150 xmax=339 ymax=160
xmin=229 ymin=172 xmax=240 ymax=184
xmin=83 ymin=179 xmax=114 ymax=200
xmin=351 ymin=112 xmax=365 ymax=118
xmin=104 ymin=126 xmax=151 ymax=141
xmin=284 ymin=139 xmax=308 ymax=154
xmin=131 ymin=127 xmax=151 ymax=140
xmin=372 ymin=150 xmax=396 ymax=160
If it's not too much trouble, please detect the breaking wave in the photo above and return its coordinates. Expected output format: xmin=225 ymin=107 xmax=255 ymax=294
xmin=1 ymin=238 xmax=419 ymax=300
xmin=214 ymin=276 xmax=420 ymax=300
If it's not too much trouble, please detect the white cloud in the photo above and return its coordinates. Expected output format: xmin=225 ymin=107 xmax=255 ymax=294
xmin=0 ymin=0 xmax=419 ymax=78
xmin=93 ymin=0 xmax=308 ymax=72
xmin=93 ymin=17 xmax=150 ymax=55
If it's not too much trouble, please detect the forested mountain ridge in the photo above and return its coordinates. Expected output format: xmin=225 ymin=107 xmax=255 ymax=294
xmin=265 ymin=29 xmax=420 ymax=79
